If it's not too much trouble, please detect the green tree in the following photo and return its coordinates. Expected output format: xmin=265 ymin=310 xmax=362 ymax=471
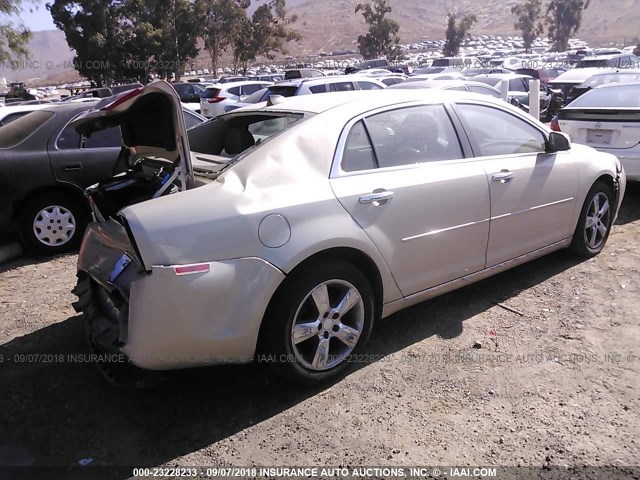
xmin=354 ymin=0 xmax=401 ymax=60
xmin=442 ymin=12 xmax=477 ymax=57
xmin=232 ymin=0 xmax=300 ymax=73
xmin=155 ymin=0 xmax=201 ymax=81
xmin=546 ymin=0 xmax=590 ymax=52
xmin=48 ymin=0 xmax=128 ymax=86
xmin=511 ymin=0 xmax=544 ymax=52
xmin=196 ymin=0 xmax=245 ymax=77
xmin=0 ymin=0 xmax=31 ymax=61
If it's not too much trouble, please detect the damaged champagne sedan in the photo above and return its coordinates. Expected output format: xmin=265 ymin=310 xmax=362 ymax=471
xmin=72 ymin=81 xmax=626 ymax=386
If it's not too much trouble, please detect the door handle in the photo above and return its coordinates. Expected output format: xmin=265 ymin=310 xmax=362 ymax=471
xmin=63 ymin=163 xmax=82 ymax=171
xmin=492 ymin=170 xmax=514 ymax=182
xmin=359 ymin=190 xmax=395 ymax=205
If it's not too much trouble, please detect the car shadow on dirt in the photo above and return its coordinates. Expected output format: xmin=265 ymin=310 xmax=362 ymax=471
xmin=1 ymin=189 xmax=638 ymax=477
xmin=0 ymin=250 xmax=585 ymax=478
xmin=616 ymin=181 xmax=640 ymax=225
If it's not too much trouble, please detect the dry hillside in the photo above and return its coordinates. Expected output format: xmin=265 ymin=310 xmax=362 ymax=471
xmin=9 ymin=0 xmax=640 ymax=84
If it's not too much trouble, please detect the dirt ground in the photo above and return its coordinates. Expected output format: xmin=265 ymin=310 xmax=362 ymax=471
xmin=1 ymin=183 xmax=639 ymax=479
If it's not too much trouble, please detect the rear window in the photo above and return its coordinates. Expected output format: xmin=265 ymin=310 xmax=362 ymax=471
xmin=267 ymin=85 xmax=299 ymax=97
xmin=569 ymin=84 xmax=640 ymax=108
xmin=0 ymin=110 xmax=54 ymax=148
xmin=357 ymin=81 xmax=383 ymax=90
xmin=0 ymin=111 xmax=31 ymax=126
xmin=202 ymin=88 xmax=222 ymax=99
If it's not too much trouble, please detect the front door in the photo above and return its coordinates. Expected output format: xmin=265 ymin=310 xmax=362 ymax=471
xmin=454 ymin=102 xmax=578 ymax=267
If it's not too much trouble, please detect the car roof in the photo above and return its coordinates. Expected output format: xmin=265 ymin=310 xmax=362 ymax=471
xmin=586 ymin=68 xmax=640 ymax=78
xmin=595 ymin=80 xmax=640 ymax=89
xmin=391 ymin=79 xmax=498 ymax=89
xmin=476 ymin=73 xmax=530 ymax=79
xmin=0 ymin=104 xmax=51 ymax=115
xmin=206 ymin=80 xmax=271 ymax=89
xmin=548 ymin=67 xmax=617 ymax=83
xmin=249 ymin=89 xmax=506 ymax=116
xmin=583 ymin=54 xmax=629 ymax=60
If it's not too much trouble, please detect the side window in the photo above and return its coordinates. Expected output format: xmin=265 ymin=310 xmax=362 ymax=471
xmin=227 ymin=87 xmax=241 ymax=96
xmin=330 ymin=82 xmax=355 ymax=92
xmin=183 ymin=111 xmax=203 ymax=129
xmin=57 ymin=123 xmax=81 ymax=149
xmin=357 ymin=81 xmax=383 ymax=90
xmin=382 ymin=78 xmax=401 ymax=86
xmin=0 ymin=111 xmax=30 ymax=126
xmin=365 ymin=104 xmax=464 ymax=167
xmin=241 ymin=84 xmax=262 ymax=96
xmin=309 ymin=84 xmax=327 ymax=93
xmin=456 ymin=103 xmax=546 ymax=156
xmin=84 ymin=127 xmax=121 ymax=148
xmin=509 ymin=78 xmax=527 ymax=92
xmin=446 ymin=86 xmax=467 ymax=91
xmin=340 ymin=120 xmax=377 ymax=172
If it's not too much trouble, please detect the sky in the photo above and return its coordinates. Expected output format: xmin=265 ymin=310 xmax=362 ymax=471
xmin=19 ymin=3 xmax=57 ymax=31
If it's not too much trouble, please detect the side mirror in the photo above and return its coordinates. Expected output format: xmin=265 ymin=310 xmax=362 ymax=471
xmin=547 ymin=131 xmax=571 ymax=152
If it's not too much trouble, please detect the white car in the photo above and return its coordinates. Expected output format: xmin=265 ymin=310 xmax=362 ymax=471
xmin=200 ymin=81 xmax=272 ymax=118
xmin=71 ymin=81 xmax=625 ymax=387
xmin=555 ymin=81 xmax=640 ymax=180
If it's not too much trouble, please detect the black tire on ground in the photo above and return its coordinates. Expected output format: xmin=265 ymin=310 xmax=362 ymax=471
xmin=72 ymin=275 xmax=165 ymax=388
xmin=19 ymin=192 xmax=90 ymax=255
xmin=260 ymin=260 xmax=375 ymax=385
xmin=569 ymin=181 xmax=615 ymax=257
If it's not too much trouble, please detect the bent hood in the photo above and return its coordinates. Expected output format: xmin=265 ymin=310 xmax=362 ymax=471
xmin=70 ymin=80 xmax=193 ymax=191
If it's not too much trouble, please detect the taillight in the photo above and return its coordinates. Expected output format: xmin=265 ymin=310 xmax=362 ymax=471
xmin=207 ymin=96 xmax=226 ymax=103
xmin=550 ymin=116 xmax=561 ymax=132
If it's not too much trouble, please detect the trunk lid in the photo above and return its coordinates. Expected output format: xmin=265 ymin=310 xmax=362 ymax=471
xmin=558 ymin=108 xmax=640 ymax=150
xmin=70 ymin=80 xmax=193 ymax=192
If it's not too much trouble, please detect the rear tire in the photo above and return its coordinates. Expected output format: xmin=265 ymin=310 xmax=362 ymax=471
xmin=19 ymin=192 xmax=89 ymax=255
xmin=260 ymin=260 xmax=375 ymax=385
xmin=569 ymin=181 xmax=614 ymax=257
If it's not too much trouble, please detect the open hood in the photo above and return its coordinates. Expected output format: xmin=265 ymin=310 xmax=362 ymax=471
xmin=71 ymin=80 xmax=193 ymax=193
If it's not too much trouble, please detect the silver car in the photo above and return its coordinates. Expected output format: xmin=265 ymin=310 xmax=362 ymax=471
xmin=72 ymin=81 xmax=626 ymax=386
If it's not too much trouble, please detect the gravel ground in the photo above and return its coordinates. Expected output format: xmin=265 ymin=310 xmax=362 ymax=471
xmin=0 ymin=182 xmax=639 ymax=479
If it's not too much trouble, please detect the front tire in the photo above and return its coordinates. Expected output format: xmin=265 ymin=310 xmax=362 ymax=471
xmin=261 ymin=260 xmax=375 ymax=385
xmin=19 ymin=192 xmax=89 ymax=255
xmin=570 ymin=181 xmax=614 ymax=257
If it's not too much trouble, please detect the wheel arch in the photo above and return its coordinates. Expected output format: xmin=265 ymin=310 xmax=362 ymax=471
xmin=255 ymin=246 xmax=385 ymax=356
xmin=13 ymin=182 xmax=89 ymax=221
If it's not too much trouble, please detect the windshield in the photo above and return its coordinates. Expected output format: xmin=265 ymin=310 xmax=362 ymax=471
xmin=569 ymin=84 xmax=640 ymax=108
xmin=473 ymin=77 xmax=502 ymax=87
xmin=0 ymin=110 xmax=54 ymax=148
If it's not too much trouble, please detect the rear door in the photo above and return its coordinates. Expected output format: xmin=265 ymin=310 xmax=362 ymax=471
xmin=454 ymin=102 xmax=578 ymax=266
xmin=48 ymin=116 xmax=122 ymax=187
xmin=330 ymin=103 xmax=491 ymax=296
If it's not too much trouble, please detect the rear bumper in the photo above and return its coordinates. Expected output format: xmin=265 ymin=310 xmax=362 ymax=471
xmin=77 ymin=221 xmax=286 ymax=370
